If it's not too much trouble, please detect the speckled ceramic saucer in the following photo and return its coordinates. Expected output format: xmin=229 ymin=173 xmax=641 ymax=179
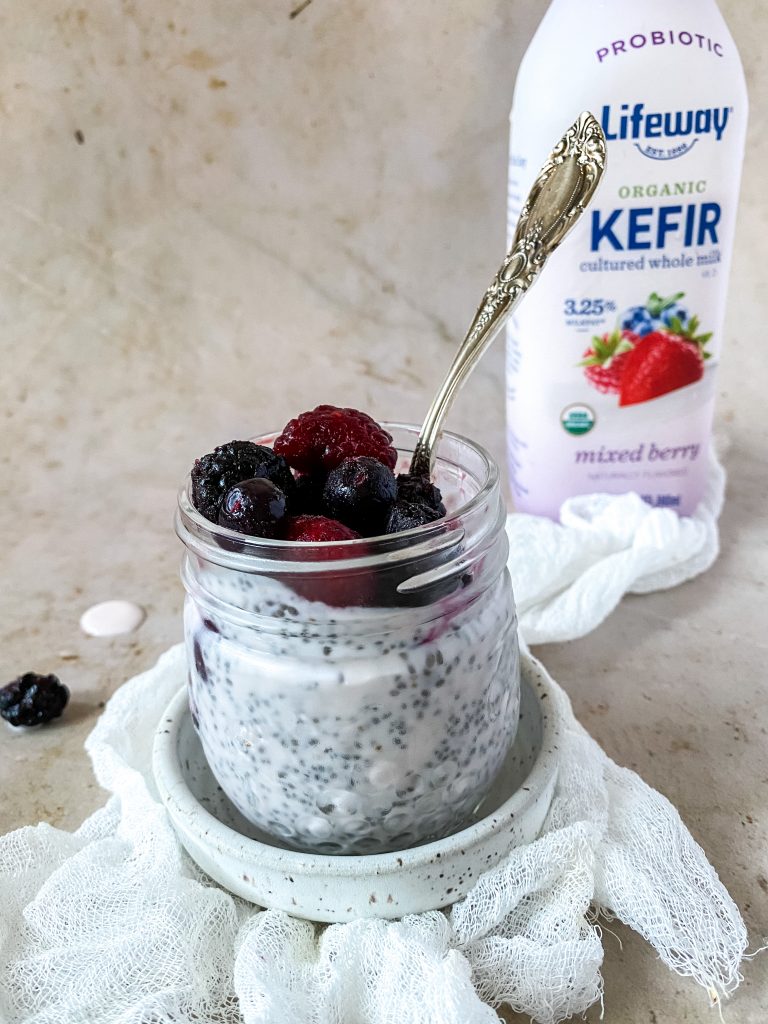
xmin=152 ymin=653 xmax=561 ymax=923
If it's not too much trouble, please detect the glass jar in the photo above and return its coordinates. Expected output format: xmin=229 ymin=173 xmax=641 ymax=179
xmin=175 ymin=424 xmax=520 ymax=855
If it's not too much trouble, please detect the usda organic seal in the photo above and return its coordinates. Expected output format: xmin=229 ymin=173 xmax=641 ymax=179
xmin=561 ymin=403 xmax=596 ymax=436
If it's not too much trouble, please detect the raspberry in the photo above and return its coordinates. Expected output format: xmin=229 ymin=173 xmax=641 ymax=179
xmin=283 ymin=515 xmax=361 ymax=543
xmin=323 ymin=457 xmax=397 ymax=536
xmin=274 ymin=406 xmax=397 ymax=474
xmin=580 ymin=330 xmax=637 ymax=395
xmin=218 ymin=478 xmax=287 ymax=537
xmin=0 ymin=673 xmax=69 ymax=727
xmin=386 ymin=500 xmax=443 ymax=534
xmin=395 ymin=473 xmax=446 ymax=515
xmin=282 ymin=515 xmax=365 ymax=606
xmin=191 ymin=441 xmax=294 ymax=522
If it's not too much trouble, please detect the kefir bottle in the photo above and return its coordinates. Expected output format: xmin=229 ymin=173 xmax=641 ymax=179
xmin=506 ymin=0 xmax=747 ymax=517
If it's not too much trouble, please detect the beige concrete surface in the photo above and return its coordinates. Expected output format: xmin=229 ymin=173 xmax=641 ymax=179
xmin=1 ymin=1 xmax=766 ymax=1020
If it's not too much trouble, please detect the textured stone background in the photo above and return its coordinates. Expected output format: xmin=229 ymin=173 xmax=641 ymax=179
xmin=1 ymin=2 xmax=766 ymax=1020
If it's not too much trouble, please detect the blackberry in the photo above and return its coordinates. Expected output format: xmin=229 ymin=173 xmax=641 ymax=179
xmin=218 ymin=478 xmax=287 ymax=538
xmin=395 ymin=473 xmax=446 ymax=515
xmin=386 ymin=499 xmax=442 ymax=535
xmin=191 ymin=441 xmax=294 ymax=522
xmin=323 ymin=456 xmax=397 ymax=536
xmin=0 ymin=673 xmax=69 ymax=727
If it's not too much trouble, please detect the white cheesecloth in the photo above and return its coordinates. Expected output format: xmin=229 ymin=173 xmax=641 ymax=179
xmin=0 ymin=452 xmax=750 ymax=1024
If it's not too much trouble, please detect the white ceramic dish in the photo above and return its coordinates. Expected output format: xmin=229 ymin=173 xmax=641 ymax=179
xmin=152 ymin=653 xmax=561 ymax=923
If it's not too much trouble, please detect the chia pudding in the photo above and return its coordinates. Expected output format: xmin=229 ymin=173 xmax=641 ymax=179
xmin=177 ymin=423 xmax=520 ymax=854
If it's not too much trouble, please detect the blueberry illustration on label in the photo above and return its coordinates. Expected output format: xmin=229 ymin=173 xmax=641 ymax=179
xmin=618 ymin=292 xmax=689 ymax=337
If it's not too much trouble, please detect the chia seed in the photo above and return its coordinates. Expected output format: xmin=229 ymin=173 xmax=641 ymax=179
xmin=185 ymin=568 xmax=519 ymax=854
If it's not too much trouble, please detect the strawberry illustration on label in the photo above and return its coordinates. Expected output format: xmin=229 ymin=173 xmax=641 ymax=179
xmin=578 ymin=292 xmax=712 ymax=406
xmin=619 ymin=315 xmax=712 ymax=406
xmin=580 ymin=329 xmax=637 ymax=394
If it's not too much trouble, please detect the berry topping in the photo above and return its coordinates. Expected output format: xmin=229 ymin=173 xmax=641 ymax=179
xmin=282 ymin=516 xmax=366 ymax=606
xmin=191 ymin=441 xmax=294 ymax=522
xmin=619 ymin=325 xmax=709 ymax=407
xmin=395 ymin=473 xmax=446 ymax=515
xmin=323 ymin=456 xmax=397 ymax=536
xmin=282 ymin=515 xmax=361 ymax=543
xmin=0 ymin=673 xmax=69 ymax=727
xmin=579 ymin=329 xmax=637 ymax=395
xmin=218 ymin=478 xmax=287 ymax=537
xmin=386 ymin=499 xmax=443 ymax=534
xmin=274 ymin=405 xmax=397 ymax=474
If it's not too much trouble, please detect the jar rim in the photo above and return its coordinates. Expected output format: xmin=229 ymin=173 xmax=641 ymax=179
xmin=176 ymin=422 xmax=499 ymax=570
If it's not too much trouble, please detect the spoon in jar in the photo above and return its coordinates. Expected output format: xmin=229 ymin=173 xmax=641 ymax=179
xmin=409 ymin=110 xmax=607 ymax=479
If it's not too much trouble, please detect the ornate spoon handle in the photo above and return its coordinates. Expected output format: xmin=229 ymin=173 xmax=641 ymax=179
xmin=410 ymin=110 xmax=607 ymax=478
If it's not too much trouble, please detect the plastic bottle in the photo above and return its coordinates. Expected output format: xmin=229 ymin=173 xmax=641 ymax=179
xmin=506 ymin=0 xmax=747 ymax=518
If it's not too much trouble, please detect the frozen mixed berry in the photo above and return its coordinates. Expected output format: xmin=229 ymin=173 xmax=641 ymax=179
xmin=218 ymin=478 xmax=287 ymax=537
xmin=323 ymin=456 xmax=397 ymax=536
xmin=191 ymin=441 xmax=295 ymax=522
xmin=386 ymin=499 xmax=443 ymax=534
xmin=274 ymin=406 xmax=397 ymax=474
xmin=395 ymin=473 xmax=446 ymax=516
xmin=292 ymin=472 xmax=328 ymax=516
xmin=0 ymin=673 xmax=69 ymax=727
xmin=282 ymin=516 xmax=368 ymax=606
xmin=283 ymin=515 xmax=361 ymax=543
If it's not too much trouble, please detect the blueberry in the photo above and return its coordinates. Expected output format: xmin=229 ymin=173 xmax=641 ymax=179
xmin=191 ymin=441 xmax=295 ymax=522
xmin=218 ymin=478 xmax=287 ymax=537
xmin=619 ymin=306 xmax=654 ymax=336
xmin=322 ymin=456 xmax=397 ymax=536
xmin=386 ymin=499 xmax=443 ymax=534
xmin=659 ymin=303 xmax=689 ymax=331
xmin=395 ymin=473 xmax=446 ymax=515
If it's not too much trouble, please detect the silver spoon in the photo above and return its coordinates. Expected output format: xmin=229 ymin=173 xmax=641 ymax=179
xmin=409 ymin=110 xmax=607 ymax=478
